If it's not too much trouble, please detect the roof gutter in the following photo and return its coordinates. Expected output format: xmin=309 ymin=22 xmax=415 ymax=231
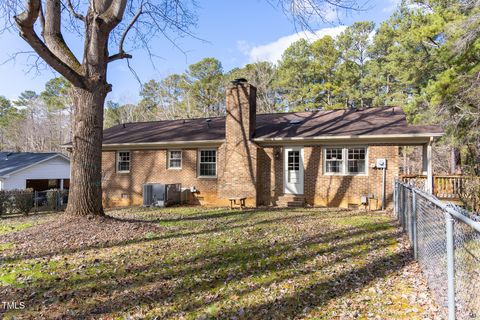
xmin=253 ymin=133 xmax=443 ymax=145
xmin=66 ymin=133 xmax=443 ymax=150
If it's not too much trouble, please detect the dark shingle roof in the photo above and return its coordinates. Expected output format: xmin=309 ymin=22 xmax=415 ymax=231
xmin=102 ymin=107 xmax=443 ymax=145
xmin=103 ymin=117 xmax=225 ymax=144
xmin=0 ymin=152 xmax=67 ymax=177
xmin=254 ymin=107 xmax=442 ymax=138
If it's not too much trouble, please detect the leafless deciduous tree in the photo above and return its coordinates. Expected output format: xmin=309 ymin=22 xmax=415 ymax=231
xmin=1 ymin=0 xmax=363 ymax=217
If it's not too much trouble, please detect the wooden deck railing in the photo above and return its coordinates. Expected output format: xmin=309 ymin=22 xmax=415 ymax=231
xmin=400 ymin=174 xmax=480 ymax=201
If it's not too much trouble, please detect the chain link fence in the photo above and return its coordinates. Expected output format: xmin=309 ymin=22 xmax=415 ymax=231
xmin=394 ymin=180 xmax=480 ymax=320
xmin=0 ymin=189 xmax=68 ymax=216
xmin=33 ymin=190 xmax=69 ymax=212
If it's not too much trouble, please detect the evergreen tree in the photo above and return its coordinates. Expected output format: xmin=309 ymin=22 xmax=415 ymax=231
xmin=335 ymin=21 xmax=375 ymax=109
xmin=226 ymin=62 xmax=278 ymax=113
xmin=187 ymin=58 xmax=225 ymax=117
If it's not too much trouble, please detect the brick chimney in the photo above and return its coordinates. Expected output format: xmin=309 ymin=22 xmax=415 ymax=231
xmin=225 ymin=78 xmax=257 ymax=142
xmin=218 ymin=79 xmax=259 ymax=206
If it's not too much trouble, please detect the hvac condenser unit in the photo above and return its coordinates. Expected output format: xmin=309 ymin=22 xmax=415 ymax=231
xmin=143 ymin=183 xmax=181 ymax=207
xmin=143 ymin=183 xmax=165 ymax=207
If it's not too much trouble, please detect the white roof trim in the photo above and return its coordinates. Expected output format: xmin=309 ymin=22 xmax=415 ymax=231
xmin=253 ymin=133 xmax=443 ymax=146
xmin=101 ymin=139 xmax=225 ymax=150
xmin=94 ymin=133 xmax=443 ymax=150
xmin=0 ymin=154 xmax=70 ymax=178
xmin=253 ymin=133 xmax=443 ymax=142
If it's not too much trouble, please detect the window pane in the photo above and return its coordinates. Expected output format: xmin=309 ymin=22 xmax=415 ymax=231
xmin=200 ymin=150 xmax=216 ymax=163
xmin=119 ymin=162 xmax=129 ymax=171
xmin=170 ymin=159 xmax=181 ymax=168
xmin=325 ymin=148 xmax=343 ymax=173
xmin=326 ymin=148 xmax=342 ymax=160
xmin=169 ymin=151 xmax=182 ymax=168
xmin=170 ymin=151 xmax=181 ymax=159
xmin=348 ymin=148 xmax=365 ymax=160
xmin=199 ymin=150 xmax=216 ymax=176
xmin=287 ymin=151 xmax=300 ymax=171
xmin=117 ymin=151 xmax=130 ymax=172
xmin=200 ymin=163 xmax=216 ymax=176
xmin=326 ymin=160 xmax=342 ymax=173
xmin=119 ymin=152 xmax=130 ymax=161
xmin=347 ymin=148 xmax=366 ymax=174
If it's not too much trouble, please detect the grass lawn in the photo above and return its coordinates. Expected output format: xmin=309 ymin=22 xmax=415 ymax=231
xmin=0 ymin=207 xmax=443 ymax=319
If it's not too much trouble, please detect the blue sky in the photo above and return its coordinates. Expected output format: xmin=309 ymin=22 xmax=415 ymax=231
xmin=0 ymin=0 xmax=399 ymax=103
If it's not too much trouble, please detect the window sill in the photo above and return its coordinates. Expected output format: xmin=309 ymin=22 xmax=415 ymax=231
xmin=198 ymin=176 xmax=217 ymax=179
xmin=324 ymin=173 xmax=368 ymax=177
xmin=168 ymin=167 xmax=182 ymax=170
xmin=117 ymin=171 xmax=131 ymax=174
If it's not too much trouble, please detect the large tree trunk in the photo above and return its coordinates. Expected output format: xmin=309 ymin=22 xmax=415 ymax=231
xmin=65 ymin=85 xmax=107 ymax=216
xmin=13 ymin=0 xmax=128 ymax=217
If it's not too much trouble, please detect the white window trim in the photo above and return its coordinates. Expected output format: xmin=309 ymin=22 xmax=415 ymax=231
xmin=323 ymin=146 xmax=368 ymax=176
xmin=116 ymin=151 xmax=131 ymax=173
xmin=168 ymin=150 xmax=183 ymax=170
xmin=198 ymin=149 xmax=217 ymax=178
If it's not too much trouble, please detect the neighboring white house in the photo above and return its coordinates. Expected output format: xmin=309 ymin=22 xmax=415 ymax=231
xmin=0 ymin=152 xmax=70 ymax=191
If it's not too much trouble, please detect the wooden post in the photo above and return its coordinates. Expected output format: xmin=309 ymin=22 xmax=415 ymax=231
xmin=422 ymin=144 xmax=428 ymax=176
xmin=423 ymin=138 xmax=434 ymax=194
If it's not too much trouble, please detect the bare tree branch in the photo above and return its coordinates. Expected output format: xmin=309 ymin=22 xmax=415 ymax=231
xmin=267 ymin=0 xmax=367 ymax=32
xmin=65 ymin=0 xmax=86 ymax=21
xmin=43 ymin=0 xmax=82 ymax=72
xmin=108 ymin=4 xmax=143 ymax=63
xmin=38 ymin=0 xmax=45 ymax=30
xmin=14 ymin=0 xmax=85 ymax=87
xmin=99 ymin=0 xmax=128 ymax=30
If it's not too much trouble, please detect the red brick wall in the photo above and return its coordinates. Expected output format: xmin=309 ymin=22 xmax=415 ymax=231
xmin=101 ymin=148 xmax=225 ymax=207
xmin=258 ymin=145 xmax=399 ymax=209
xmin=217 ymin=82 xmax=258 ymax=206
xmin=257 ymin=146 xmax=283 ymax=206
xmin=103 ymin=144 xmax=399 ymax=209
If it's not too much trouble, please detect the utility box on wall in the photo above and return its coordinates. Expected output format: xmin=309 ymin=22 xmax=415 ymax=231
xmin=376 ymin=158 xmax=387 ymax=169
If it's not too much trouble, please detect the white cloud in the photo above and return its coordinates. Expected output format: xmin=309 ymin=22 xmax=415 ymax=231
xmin=238 ymin=26 xmax=347 ymax=64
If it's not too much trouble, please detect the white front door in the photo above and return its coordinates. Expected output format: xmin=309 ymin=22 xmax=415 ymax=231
xmin=284 ymin=147 xmax=304 ymax=194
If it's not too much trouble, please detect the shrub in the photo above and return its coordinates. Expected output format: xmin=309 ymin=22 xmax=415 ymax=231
xmin=12 ymin=189 xmax=34 ymax=215
xmin=460 ymin=177 xmax=480 ymax=214
xmin=0 ymin=191 xmax=13 ymax=216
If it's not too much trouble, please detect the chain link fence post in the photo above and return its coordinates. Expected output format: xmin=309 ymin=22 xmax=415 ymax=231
xmin=34 ymin=190 xmax=38 ymax=212
xmin=393 ymin=179 xmax=397 ymax=217
xmin=401 ymin=185 xmax=406 ymax=231
xmin=58 ymin=190 xmax=63 ymax=209
xmin=412 ymin=189 xmax=418 ymax=260
xmin=445 ymin=212 xmax=456 ymax=320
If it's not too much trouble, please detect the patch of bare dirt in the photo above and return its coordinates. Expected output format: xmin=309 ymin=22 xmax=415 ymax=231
xmin=0 ymin=213 xmax=163 ymax=261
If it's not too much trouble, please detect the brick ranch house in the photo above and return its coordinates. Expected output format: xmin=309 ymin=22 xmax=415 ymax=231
xmin=100 ymin=79 xmax=443 ymax=209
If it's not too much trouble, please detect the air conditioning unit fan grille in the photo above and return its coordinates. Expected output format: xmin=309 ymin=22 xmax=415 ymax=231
xmin=143 ymin=183 xmax=182 ymax=207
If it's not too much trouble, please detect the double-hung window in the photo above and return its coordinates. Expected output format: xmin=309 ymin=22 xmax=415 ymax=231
xmin=324 ymin=147 xmax=367 ymax=175
xmin=347 ymin=148 xmax=366 ymax=174
xmin=199 ymin=150 xmax=217 ymax=177
xmin=325 ymin=148 xmax=344 ymax=174
xmin=168 ymin=150 xmax=182 ymax=169
xmin=117 ymin=151 xmax=131 ymax=172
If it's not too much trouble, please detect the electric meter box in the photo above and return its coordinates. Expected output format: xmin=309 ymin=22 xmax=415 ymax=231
xmin=376 ymin=158 xmax=387 ymax=169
